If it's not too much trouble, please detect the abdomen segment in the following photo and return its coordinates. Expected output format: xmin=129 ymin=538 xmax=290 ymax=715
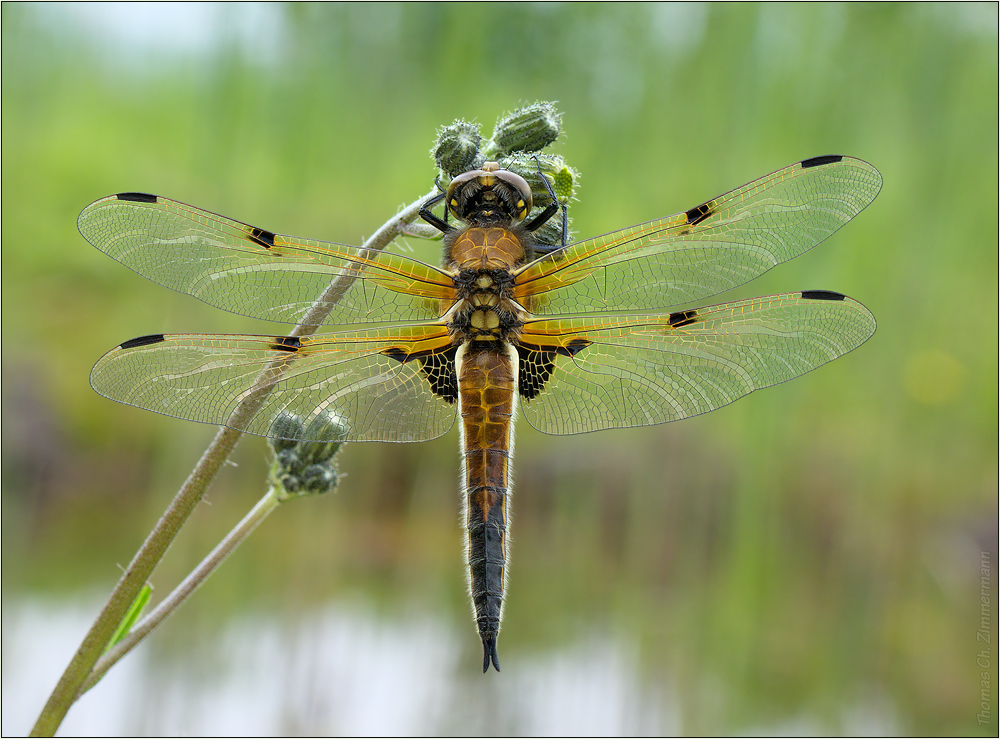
xmin=456 ymin=342 xmax=518 ymax=672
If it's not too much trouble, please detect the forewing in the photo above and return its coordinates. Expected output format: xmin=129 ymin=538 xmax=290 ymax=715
xmin=90 ymin=325 xmax=457 ymax=442
xmin=78 ymin=194 xmax=456 ymax=326
xmin=518 ymin=291 xmax=876 ymax=435
xmin=515 ymin=156 xmax=881 ymax=315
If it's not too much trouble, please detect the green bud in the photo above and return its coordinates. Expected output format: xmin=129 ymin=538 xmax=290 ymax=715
xmin=275 ymin=447 xmax=304 ymax=475
xmin=278 ymin=474 xmax=302 ymax=495
xmin=271 ymin=452 xmax=341 ymax=500
xmin=488 ymin=102 xmax=562 ymax=157
xmin=268 ymin=411 xmax=346 ymax=500
xmin=298 ymin=413 xmax=348 ymax=462
xmin=501 ymin=153 xmax=574 ymax=196
xmin=552 ymin=163 xmax=577 ymax=203
xmin=300 ymin=464 xmax=340 ymax=495
xmin=433 ymin=121 xmax=483 ymax=178
xmin=501 ymin=153 xmax=577 ymax=248
xmin=268 ymin=412 xmax=304 ymax=449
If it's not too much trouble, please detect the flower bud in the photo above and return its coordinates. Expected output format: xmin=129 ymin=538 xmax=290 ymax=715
xmin=552 ymin=162 xmax=577 ymax=203
xmin=504 ymin=154 xmax=576 ymax=205
xmin=268 ymin=411 xmax=304 ymax=450
xmin=267 ymin=411 xmax=346 ymax=500
xmin=488 ymin=102 xmax=562 ymax=156
xmin=300 ymin=464 xmax=340 ymax=495
xmin=432 ymin=121 xmax=483 ymax=178
xmin=275 ymin=447 xmax=303 ymax=475
xmin=502 ymin=153 xmax=577 ymax=248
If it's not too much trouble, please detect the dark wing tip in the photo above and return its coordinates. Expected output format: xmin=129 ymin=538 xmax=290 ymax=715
xmin=481 ymin=634 xmax=500 ymax=673
xmin=116 ymin=192 xmax=159 ymax=203
xmin=800 ymin=289 xmax=847 ymax=301
xmin=800 ymin=155 xmax=843 ymax=169
xmin=119 ymin=333 xmax=166 ymax=349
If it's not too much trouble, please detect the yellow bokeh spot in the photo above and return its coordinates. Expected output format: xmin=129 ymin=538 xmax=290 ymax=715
xmin=903 ymin=349 xmax=966 ymax=406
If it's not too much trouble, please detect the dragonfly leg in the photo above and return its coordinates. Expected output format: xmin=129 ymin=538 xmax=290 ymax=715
xmin=419 ymin=189 xmax=453 ymax=234
xmin=523 ymin=155 xmax=568 ymax=252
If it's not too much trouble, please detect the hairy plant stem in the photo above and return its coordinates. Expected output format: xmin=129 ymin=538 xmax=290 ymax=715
xmin=30 ymin=187 xmax=437 ymax=737
xmin=83 ymin=487 xmax=281 ymax=693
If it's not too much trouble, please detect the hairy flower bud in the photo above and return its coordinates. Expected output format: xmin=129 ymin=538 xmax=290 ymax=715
xmin=502 ymin=153 xmax=578 ymax=247
xmin=433 ymin=121 xmax=483 ymax=178
xmin=487 ymin=102 xmax=562 ymax=157
xmin=268 ymin=412 xmax=346 ymax=499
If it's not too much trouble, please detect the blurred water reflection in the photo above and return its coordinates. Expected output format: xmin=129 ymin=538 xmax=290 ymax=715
xmin=5 ymin=596 xmax=907 ymax=736
xmin=5 ymin=596 xmax=692 ymax=736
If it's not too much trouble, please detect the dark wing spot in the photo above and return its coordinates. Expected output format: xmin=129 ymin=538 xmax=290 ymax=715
xmin=269 ymin=336 xmax=302 ymax=352
xmin=517 ymin=344 xmax=555 ymax=400
xmin=518 ymin=339 xmax=593 ymax=399
xmin=517 ymin=344 xmax=554 ymax=399
xmin=248 ymin=226 xmax=277 ymax=249
xmin=382 ymin=347 xmax=410 ymax=363
xmin=800 ymin=290 xmax=846 ymax=301
xmin=668 ymin=309 xmax=699 ymax=328
xmin=800 ymin=155 xmax=843 ymax=169
xmin=558 ymin=338 xmax=592 ymax=357
xmin=418 ymin=346 xmax=458 ymax=403
xmin=382 ymin=345 xmax=458 ymax=402
xmin=120 ymin=333 xmax=165 ymax=349
xmin=116 ymin=192 xmax=158 ymax=204
xmin=685 ymin=201 xmax=715 ymax=226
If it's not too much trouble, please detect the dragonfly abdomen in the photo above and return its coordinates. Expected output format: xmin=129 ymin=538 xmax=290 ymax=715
xmin=456 ymin=342 xmax=517 ymax=672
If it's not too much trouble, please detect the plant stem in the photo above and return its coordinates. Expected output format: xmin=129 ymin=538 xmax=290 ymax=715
xmin=30 ymin=188 xmax=437 ymax=737
xmin=82 ymin=487 xmax=282 ymax=693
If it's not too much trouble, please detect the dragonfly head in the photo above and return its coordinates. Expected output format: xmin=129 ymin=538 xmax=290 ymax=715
xmin=446 ymin=162 xmax=533 ymax=226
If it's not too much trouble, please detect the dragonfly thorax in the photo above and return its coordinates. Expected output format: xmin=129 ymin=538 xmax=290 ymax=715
xmin=445 ymin=225 xmax=533 ymax=273
xmin=449 ymin=303 xmax=522 ymax=344
xmin=448 ymin=266 xmax=526 ymax=344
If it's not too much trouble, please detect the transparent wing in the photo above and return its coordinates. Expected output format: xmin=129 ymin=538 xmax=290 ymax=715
xmin=514 ymin=156 xmax=881 ymax=315
xmin=78 ymin=194 xmax=457 ymax=327
xmin=90 ymin=325 xmax=457 ymax=442
xmin=517 ymin=291 xmax=876 ymax=435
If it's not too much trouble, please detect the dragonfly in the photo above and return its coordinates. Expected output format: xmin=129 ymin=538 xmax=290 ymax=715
xmin=79 ymin=154 xmax=881 ymax=672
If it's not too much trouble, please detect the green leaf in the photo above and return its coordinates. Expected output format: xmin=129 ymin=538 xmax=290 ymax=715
xmin=106 ymin=583 xmax=152 ymax=652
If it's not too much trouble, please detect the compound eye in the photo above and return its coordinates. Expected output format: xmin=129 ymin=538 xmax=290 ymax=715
xmin=446 ymin=192 xmax=462 ymax=220
xmin=446 ymin=169 xmax=485 ymax=220
xmin=494 ymin=170 xmax=533 ymax=220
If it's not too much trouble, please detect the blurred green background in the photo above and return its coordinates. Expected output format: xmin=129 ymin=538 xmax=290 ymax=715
xmin=2 ymin=3 xmax=997 ymax=735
